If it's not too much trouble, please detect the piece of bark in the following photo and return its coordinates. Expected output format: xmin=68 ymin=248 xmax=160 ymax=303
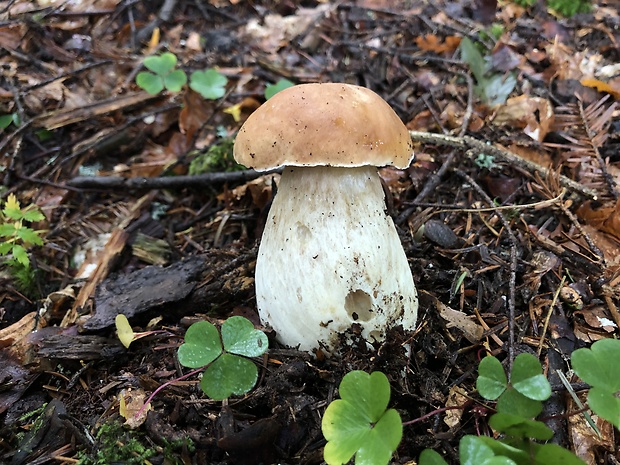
xmin=79 ymin=249 xmax=256 ymax=332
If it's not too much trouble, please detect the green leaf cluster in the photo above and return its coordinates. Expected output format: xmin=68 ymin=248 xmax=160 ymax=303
xmin=0 ymin=194 xmax=45 ymax=268
xmin=459 ymin=37 xmax=517 ymax=106
xmin=189 ymin=68 xmax=228 ymax=100
xmin=177 ymin=316 xmax=268 ymax=400
xmin=420 ymin=353 xmax=586 ymax=465
xmin=322 ymin=371 xmax=402 ymax=465
xmin=572 ymin=338 xmax=620 ymax=429
xmin=136 ymin=52 xmax=188 ymax=94
xmin=135 ymin=52 xmax=229 ymax=100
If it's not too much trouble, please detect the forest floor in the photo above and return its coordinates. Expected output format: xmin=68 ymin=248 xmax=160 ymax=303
xmin=1 ymin=0 xmax=620 ymax=464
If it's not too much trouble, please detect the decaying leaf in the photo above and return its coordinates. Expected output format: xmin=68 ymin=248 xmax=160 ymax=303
xmin=119 ymin=388 xmax=150 ymax=429
xmin=435 ymin=299 xmax=483 ymax=343
xmin=493 ymin=95 xmax=554 ymax=142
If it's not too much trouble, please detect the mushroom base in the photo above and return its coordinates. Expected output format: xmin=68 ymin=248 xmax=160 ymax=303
xmin=255 ymin=166 xmax=418 ymax=352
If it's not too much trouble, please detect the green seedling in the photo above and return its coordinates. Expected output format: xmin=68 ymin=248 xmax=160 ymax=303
xmin=136 ymin=52 xmax=187 ymax=95
xmin=177 ymin=316 xmax=268 ymax=400
xmin=572 ymin=338 xmax=620 ymax=429
xmin=322 ymin=371 xmax=402 ymax=465
xmin=0 ymin=194 xmax=45 ymax=268
xmin=189 ymin=68 xmax=228 ymax=100
xmin=459 ymin=37 xmax=517 ymax=106
xmin=264 ymin=78 xmax=295 ymax=100
xmin=420 ymin=353 xmax=586 ymax=465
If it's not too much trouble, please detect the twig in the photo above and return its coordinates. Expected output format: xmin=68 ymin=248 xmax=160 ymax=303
xmin=537 ymin=276 xmax=565 ymax=357
xmin=65 ymin=169 xmax=279 ymax=190
xmin=409 ymin=131 xmax=599 ymax=200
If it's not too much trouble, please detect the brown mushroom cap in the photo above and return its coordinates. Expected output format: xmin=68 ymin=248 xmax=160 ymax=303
xmin=233 ymin=83 xmax=414 ymax=171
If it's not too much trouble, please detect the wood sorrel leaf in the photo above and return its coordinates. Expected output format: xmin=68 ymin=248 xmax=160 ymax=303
xmin=221 ymin=316 xmax=268 ymax=358
xmin=322 ymin=371 xmax=401 ymax=465
xmin=477 ymin=356 xmax=508 ymax=400
xmin=201 ymin=353 xmax=257 ymax=400
xmin=177 ymin=321 xmax=222 ymax=368
xmin=511 ymin=353 xmax=551 ymax=401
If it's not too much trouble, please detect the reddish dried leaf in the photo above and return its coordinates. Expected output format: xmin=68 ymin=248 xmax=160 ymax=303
xmin=415 ymin=34 xmax=461 ymax=54
xmin=179 ymin=89 xmax=215 ymax=140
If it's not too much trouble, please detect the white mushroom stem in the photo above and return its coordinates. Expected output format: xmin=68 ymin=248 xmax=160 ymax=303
xmin=256 ymin=165 xmax=418 ymax=352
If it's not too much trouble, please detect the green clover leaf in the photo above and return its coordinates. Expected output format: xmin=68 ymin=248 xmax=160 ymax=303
xmin=477 ymin=355 xmax=508 ymax=400
xmin=201 ymin=353 xmax=258 ymax=400
xmin=177 ymin=321 xmax=223 ymax=368
xmin=572 ymin=338 xmax=620 ymax=428
xmin=496 ymin=387 xmax=543 ymax=418
xmin=322 ymin=371 xmax=402 ymax=465
xmin=189 ymin=69 xmax=228 ymax=100
xmin=221 ymin=315 xmax=268 ymax=357
xmin=511 ymin=353 xmax=551 ymax=401
xmin=143 ymin=52 xmax=178 ymax=75
xmin=137 ymin=52 xmax=187 ymax=94
xmin=136 ymin=72 xmax=165 ymax=95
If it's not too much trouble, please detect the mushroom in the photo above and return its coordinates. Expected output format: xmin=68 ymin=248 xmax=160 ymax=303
xmin=233 ymin=83 xmax=418 ymax=352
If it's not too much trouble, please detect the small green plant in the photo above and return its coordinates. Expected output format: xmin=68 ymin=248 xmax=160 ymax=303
xmin=572 ymin=338 xmax=620 ymax=429
xmin=189 ymin=68 xmax=228 ymax=99
xmin=136 ymin=52 xmax=187 ymax=95
xmin=419 ymin=353 xmax=586 ymax=465
xmin=0 ymin=194 xmax=45 ymax=294
xmin=547 ymin=0 xmax=591 ymax=16
xmin=321 ymin=371 xmax=402 ymax=465
xmin=264 ymin=78 xmax=295 ymax=100
xmin=177 ymin=316 xmax=268 ymax=400
xmin=0 ymin=112 xmax=19 ymax=131
xmin=459 ymin=37 xmax=517 ymax=106
xmin=76 ymin=420 xmax=155 ymax=465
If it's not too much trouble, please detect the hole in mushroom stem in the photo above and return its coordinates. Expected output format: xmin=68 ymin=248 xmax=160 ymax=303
xmin=345 ymin=290 xmax=373 ymax=322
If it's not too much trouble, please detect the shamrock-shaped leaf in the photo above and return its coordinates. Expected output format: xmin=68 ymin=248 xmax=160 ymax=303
xmin=143 ymin=52 xmax=177 ymax=75
xmin=189 ymin=69 xmax=228 ymax=100
xmin=177 ymin=321 xmax=222 ymax=368
xmin=489 ymin=413 xmax=553 ymax=440
xmin=136 ymin=72 xmax=165 ymax=95
xmin=221 ymin=316 xmax=268 ymax=357
xmin=201 ymin=353 xmax=258 ymax=400
xmin=264 ymin=79 xmax=295 ymax=99
xmin=177 ymin=317 xmax=268 ymax=401
xmin=322 ymin=371 xmax=402 ymax=465
xmin=163 ymin=69 xmax=188 ymax=92
xmin=477 ymin=436 xmax=530 ymax=464
xmin=477 ymin=355 xmax=508 ymax=400
xmin=136 ymin=52 xmax=187 ymax=94
xmin=511 ymin=353 xmax=551 ymax=401
xmin=572 ymin=338 xmax=620 ymax=428
xmin=496 ymin=387 xmax=543 ymax=418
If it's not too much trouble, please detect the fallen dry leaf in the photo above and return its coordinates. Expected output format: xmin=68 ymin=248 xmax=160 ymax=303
xmin=493 ymin=95 xmax=555 ymax=141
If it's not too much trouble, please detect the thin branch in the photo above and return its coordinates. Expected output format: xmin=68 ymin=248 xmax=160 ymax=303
xmin=409 ymin=131 xmax=599 ymax=200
